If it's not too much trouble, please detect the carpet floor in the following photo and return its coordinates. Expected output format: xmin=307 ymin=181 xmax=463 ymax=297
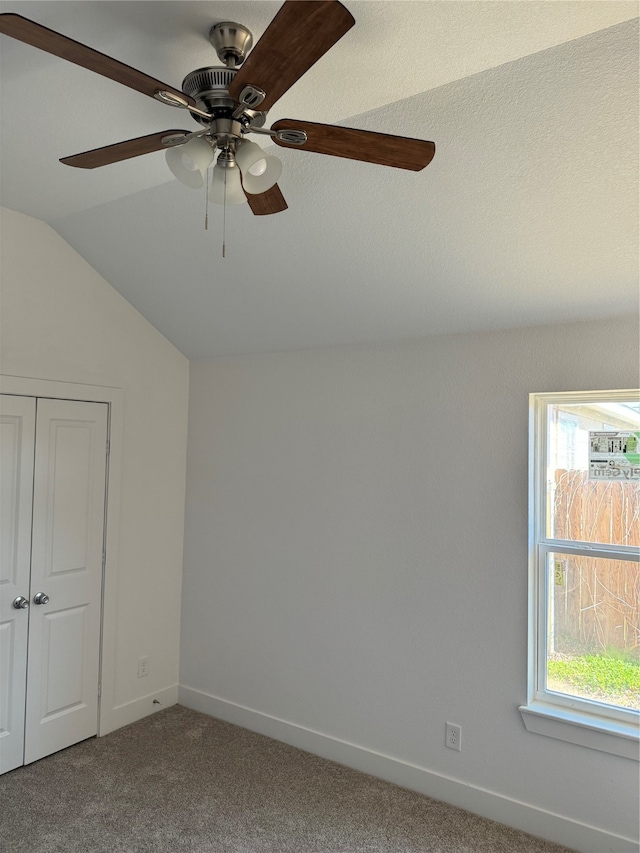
xmin=0 ymin=705 xmax=576 ymax=853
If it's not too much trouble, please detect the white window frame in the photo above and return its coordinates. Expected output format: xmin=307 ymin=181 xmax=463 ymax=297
xmin=519 ymin=389 xmax=640 ymax=761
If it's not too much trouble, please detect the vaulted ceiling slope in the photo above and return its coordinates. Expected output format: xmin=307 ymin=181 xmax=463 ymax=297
xmin=1 ymin=3 xmax=638 ymax=359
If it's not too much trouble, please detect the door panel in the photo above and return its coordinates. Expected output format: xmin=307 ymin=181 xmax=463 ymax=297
xmin=0 ymin=622 xmax=16 ymax=726
xmin=48 ymin=422 xmax=93 ymax=575
xmin=0 ymin=395 xmax=36 ymax=774
xmin=24 ymin=398 xmax=108 ymax=765
xmin=42 ymin=606 xmax=87 ymax=717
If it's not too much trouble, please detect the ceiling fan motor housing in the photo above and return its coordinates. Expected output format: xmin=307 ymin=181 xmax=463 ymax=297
xmin=181 ymin=66 xmax=267 ymax=132
xmin=182 ymin=66 xmax=237 ymax=121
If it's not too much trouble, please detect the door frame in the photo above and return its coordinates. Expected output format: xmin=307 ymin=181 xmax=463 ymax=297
xmin=0 ymin=374 xmax=123 ymax=737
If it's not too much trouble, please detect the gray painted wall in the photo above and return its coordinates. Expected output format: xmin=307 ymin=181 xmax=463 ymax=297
xmin=181 ymin=317 xmax=639 ymax=848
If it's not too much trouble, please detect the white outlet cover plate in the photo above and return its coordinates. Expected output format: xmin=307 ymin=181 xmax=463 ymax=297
xmin=446 ymin=722 xmax=462 ymax=751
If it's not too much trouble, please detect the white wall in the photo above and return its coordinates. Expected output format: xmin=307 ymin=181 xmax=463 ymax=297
xmin=181 ymin=316 xmax=640 ymax=852
xmin=0 ymin=206 xmax=189 ymax=732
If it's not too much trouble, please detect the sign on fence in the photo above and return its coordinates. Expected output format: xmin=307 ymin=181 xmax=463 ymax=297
xmin=588 ymin=431 xmax=640 ymax=481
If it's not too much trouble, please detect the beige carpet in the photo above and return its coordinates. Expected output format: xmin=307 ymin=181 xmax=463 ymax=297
xmin=0 ymin=705 xmax=575 ymax=852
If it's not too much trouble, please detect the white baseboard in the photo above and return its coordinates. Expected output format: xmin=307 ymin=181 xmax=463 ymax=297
xmin=179 ymin=685 xmax=638 ymax=853
xmin=100 ymin=684 xmax=179 ymax=735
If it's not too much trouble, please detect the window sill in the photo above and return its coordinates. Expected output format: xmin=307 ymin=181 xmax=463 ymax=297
xmin=519 ymin=702 xmax=640 ymax=760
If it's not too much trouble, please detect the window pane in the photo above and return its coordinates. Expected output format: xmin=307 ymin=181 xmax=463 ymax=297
xmin=546 ymin=552 xmax=640 ymax=711
xmin=547 ymin=401 xmax=640 ymax=544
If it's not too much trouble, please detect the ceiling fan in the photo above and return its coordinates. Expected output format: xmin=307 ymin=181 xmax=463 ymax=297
xmin=0 ymin=1 xmax=435 ymax=216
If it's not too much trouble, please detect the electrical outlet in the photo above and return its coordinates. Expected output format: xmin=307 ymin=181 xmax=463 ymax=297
xmin=445 ymin=722 xmax=461 ymax=751
xmin=137 ymin=655 xmax=149 ymax=678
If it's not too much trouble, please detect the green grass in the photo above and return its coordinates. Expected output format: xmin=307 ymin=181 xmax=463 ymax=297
xmin=548 ymin=654 xmax=640 ymax=697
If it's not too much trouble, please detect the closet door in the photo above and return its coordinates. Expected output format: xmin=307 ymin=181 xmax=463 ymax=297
xmin=24 ymin=398 xmax=108 ymax=765
xmin=0 ymin=395 xmax=36 ymax=775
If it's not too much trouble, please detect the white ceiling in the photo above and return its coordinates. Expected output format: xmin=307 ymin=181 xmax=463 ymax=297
xmin=1 ymin=1 xmax=638 ymax=359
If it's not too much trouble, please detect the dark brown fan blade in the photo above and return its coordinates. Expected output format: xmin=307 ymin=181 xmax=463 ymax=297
xmin=0 ymin=14 xmax=194 ymax=106
xmin=272 ymin=119 xmax=436 ymax=171
xmin=60 ymin=131 xmax=191 ymax=169
xmin=245 ymin=184 xmax=288 ymax=215
xmin=228 ymin=1 xmax=354 ymax=112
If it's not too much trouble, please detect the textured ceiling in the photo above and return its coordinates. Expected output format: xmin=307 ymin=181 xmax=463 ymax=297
xmin=0 ymin=2 xmax=638 ymax=359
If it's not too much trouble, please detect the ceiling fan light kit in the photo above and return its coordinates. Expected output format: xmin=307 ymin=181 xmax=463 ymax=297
xmin=0 ymin=0 xmax=435 ymax=217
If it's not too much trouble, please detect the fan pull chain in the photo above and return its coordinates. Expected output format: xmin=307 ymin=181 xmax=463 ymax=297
xmin=222 ymin=168 xmax=227 ymax=258
xmin=204 ymin=169 xmax=209 ymax=231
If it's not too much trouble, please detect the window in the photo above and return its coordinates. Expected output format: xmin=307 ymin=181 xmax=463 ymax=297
xmin=520 ymin=391 xmax=640 ymax=759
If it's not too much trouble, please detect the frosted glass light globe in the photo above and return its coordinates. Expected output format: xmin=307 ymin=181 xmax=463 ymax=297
xmin=165 ymin=138 xmax=214 ymax=189
xmin=235 ymin=139 xmax=282 ymax=194
xmin=209 ymin=162 xmax=247 ymax=205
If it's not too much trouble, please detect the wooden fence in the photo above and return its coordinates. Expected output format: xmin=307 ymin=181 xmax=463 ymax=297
xmin=552 ymin=469 xmax=640 ymax=655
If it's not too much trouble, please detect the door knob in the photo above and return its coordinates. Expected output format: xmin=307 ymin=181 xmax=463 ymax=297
xmin=33 ymin=592 xmax=50 ymax=605
xmin=12 ymin=596 xmax=29 ymax=609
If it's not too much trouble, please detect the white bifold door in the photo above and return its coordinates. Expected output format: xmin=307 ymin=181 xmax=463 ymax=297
xmin=0 ymin=395 xmax=108 ymax=775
